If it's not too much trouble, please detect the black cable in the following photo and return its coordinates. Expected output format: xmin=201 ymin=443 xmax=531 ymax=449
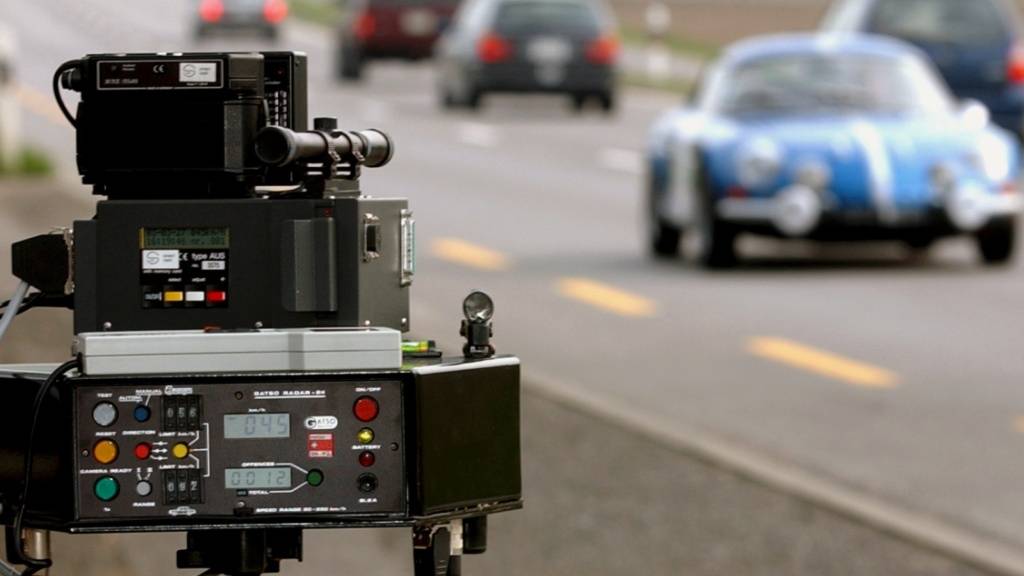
xmin=10 ymin=359 xmax=79 ymax=575
xmin=52 ymin=61 xmax=79 ymax=129
xmin=0 ymin=293 xmax=40 ymax=315
xmin=0 ymin=293 xmax=71 ymax=316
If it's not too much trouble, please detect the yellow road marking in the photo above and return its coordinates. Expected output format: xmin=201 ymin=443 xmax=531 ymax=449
xmin=1012 ymin=416 xmax=1024 ymax=435
xmin=557 ymin=277 xmax=656 ymax=318
xmin=431 ymin=238 xmax=509 ymax=271
xmin=14 ymin=83 xmax=70 ymax=128
xmin=748 ymin=337 xmax=898 ymax=389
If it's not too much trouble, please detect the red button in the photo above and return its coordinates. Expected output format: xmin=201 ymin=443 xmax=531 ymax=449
xmin=134 ymin=442 xmax=152 ymax=460
xmin=206 ymin=290 xmax=228 ymax=303
xmin=308 ymin=433 xmax=335 ymax=458
xmin=353 ymin=397 xmax=379 ymax=422
xmin=359 ymin=451 xmax=376 ymax=468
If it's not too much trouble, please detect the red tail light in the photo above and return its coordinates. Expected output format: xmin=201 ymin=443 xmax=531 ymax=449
xmin=1008 ymin=44 xmax=1024 ymax=84
xmin=586 ymin=35 xmax=619 ymax=65
xmin=264 ymin=0 xmax=288 ymax=23
xmin=477 ymin=33 xmax=512 ymax=64
xmin=355 ymin=12 xmax=376 ymax=40
xmin=199 ymin=0 xmax=224 ymax=23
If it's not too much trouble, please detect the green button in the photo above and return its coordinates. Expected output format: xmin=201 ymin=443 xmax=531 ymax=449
xmin=307 ymin=469 xmax=324 ymax=487
xmin=94 ymin=476 xmax=119 ymax=502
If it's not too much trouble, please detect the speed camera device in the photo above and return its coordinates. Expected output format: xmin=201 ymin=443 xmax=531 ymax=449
xmin=0 ymin=52 xmax=521 ymax=576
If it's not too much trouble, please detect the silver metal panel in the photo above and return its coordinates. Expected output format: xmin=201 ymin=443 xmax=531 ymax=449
xmin=75 ymin=328 xmax=402 ymax=375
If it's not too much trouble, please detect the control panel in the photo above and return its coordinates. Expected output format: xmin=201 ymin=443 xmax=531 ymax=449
xmin=74 ymin=377 xmax=405 ymax=523
xmin=139 ymin=227 xmax=230 ymax=310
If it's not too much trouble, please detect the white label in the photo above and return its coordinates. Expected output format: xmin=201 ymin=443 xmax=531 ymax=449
xmin=185 ymin=292 xmax=205 ymax=302
xmin=142 ymin=250 xmax=180 ymax=270
xmin=304 ymin=416 xmax=339 ymax=430
xmin=202 ymin=261 xmax=226 ymax=271
xmin=179 ymin=62 xmax=217 ymax=83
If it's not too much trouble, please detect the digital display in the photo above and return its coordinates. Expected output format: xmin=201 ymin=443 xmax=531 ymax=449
xmin=224 ymin=467 xmax=292 ymax=490
xmin=141 ymin=227 xmax=230 ymax=249
xmin=224 ymin=414 xmax=290 ymax=439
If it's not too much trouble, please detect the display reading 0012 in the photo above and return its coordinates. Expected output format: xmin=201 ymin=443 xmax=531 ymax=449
xmin=224 ymin=414 xmax=290 ymax=439
xmin=224 ymin=467 xmax=292 ymax=490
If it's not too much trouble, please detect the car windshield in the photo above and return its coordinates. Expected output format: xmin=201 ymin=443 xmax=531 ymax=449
xmin=494 ymin=1 xmax=601 ymax=35
xmin=869 ymin=0 xmax=1012 ymax=45
xmin=710 ymin=52 xmax=954 ymax=118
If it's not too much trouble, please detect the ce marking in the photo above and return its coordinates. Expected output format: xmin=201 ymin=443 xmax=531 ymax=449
xmin=153 ymin=64 xmax=167 ymax=74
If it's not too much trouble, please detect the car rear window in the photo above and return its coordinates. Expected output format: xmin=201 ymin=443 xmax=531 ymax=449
xmin=869 ymin=0 xmax=1013 ymax=45
xmin=224 ymin=0 xmax=265 ymax=8
xmin=494 ymin=1 xmax=601 ymax=35
xmin=370 ymin=0 xmax=459 ymax=6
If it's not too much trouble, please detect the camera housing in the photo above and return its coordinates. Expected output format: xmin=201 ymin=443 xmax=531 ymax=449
xmin=67 ymin=52 xmax=307 ymax=198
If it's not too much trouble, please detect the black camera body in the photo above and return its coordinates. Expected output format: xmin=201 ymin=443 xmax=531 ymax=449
xmin=69 ymin=52 xmax=307 ymax=197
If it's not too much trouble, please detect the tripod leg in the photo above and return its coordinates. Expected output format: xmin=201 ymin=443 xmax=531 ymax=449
xmin=23 ymin=530 xmax=50 ymax=576
xmin=412 ymin=526 xmax=450 ymax=576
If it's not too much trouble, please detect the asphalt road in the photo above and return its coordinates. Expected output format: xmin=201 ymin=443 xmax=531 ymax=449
xmin=4 ymin=0 xmax=1024 ymax=574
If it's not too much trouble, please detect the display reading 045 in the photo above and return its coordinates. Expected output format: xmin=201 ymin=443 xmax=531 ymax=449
xmin=224 ymin=413 xmax=290 ymax=439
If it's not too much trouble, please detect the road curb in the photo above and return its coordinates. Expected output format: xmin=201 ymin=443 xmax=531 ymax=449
xmin=523 ymin=368 xmax=1024 ymax=576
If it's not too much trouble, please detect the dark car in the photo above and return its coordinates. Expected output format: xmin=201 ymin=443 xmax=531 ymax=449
xmin=195 ymin=0 xmax=289 ymax=40
xmin=435 ymin=0 xmax=619 ymax=112
xmin=822 ymin=0 xmax=1024 ymax=138
xmin=337 ymin=0 xmax=460 ymax=81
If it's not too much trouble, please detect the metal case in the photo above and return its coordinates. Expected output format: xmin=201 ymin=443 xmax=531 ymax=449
xmin=0 ymin=357 xmax=521 ymax=532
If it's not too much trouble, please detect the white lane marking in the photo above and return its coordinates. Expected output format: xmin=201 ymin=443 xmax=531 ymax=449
xmin=457 ymin=122 xmax=500 ymax=148
xmin=850 ymin=121 xmax=897 ymax=223
xmin=600 ymin=147 xmax=643 ymax=175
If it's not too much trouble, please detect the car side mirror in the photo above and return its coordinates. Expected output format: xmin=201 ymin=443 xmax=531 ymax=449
xmin=959 ymin=99 xmax=991 ymax=130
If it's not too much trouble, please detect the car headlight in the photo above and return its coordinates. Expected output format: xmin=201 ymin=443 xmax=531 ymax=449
xmin=736 ymin=138 xmax=783 ymax=189
xmin=972 ymin=133 xmax=1012 ymax=183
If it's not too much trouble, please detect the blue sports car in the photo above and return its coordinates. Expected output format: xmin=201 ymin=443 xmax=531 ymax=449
xmin=646 ymin=34 xmax=1022 ymax=267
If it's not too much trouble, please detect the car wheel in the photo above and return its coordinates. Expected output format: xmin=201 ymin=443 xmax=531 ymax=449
xmin=464 ymin=88 xmax=482 ymax=111
xmin=976 ymin=217 xmax=1016 ymax=265
xmin=645 ymin=157 xmax=681 ymax=258
xmin=339 ymin=48 xmax=364 ymax=82
xmin=903 ymin=233 xmax=936 ymax=254
xmin=650 ymin=218 xmax=682 ymax=258
xmin=598 ymin=92 xmax=616 ymax=115
xmin=440 ymin=86 xmax=457 ymax=110
xmin=693 ymin=165 xmax=738 ymax=269
xmin=571 ymin=94 xmax=587 ymax=113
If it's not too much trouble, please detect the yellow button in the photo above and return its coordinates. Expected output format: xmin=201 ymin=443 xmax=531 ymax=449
xmin=172 ymin=443 xmax=190 ymax=459
xmin=164 ymin=291 xmax=185 ymax=303
xmin=93 ymin=440 xmax=119 ymax=465
xmin=357 ymin=428 xmax=375 ymax=444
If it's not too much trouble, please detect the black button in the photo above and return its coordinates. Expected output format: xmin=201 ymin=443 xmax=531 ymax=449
xmin=357 ymin=473 xmax=378 ymax=494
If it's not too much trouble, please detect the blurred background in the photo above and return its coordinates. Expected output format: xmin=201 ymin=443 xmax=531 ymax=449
xmin=3 ymin=0 xmax=1024 ymax=574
